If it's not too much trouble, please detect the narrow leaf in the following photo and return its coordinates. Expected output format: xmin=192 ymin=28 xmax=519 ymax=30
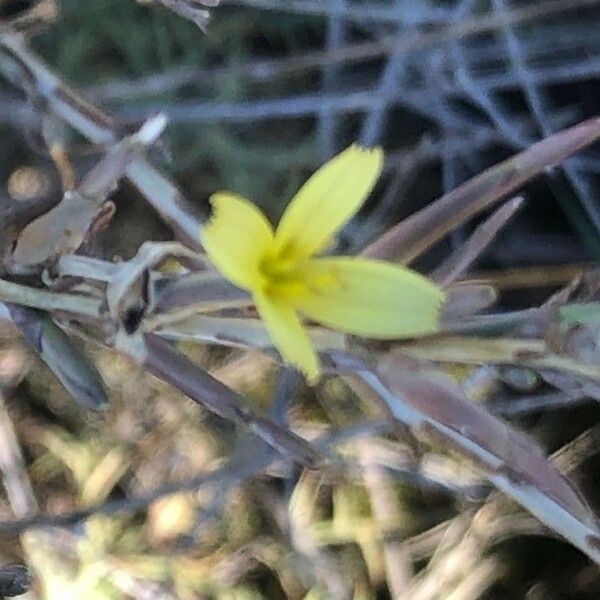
xmin=138 ymin=333 xmax=321 ymax=468
xmin=5 ymin=305 xmax=108 ymax=410
xmin=432 ymin=197 xmax=524 ymax=285
xmin=11 ymin=114 xmax=166 ymax=267
xmin=363 ymin=117 xmax=600 ymax=262
xmin=347 ymin=355 xmax=600 ymax=563
xmin=0 ymin=32 xmax=202 ymax=247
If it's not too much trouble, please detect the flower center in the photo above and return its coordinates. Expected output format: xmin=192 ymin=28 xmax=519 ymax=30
xmin=258 ymin=252 xmax=308 ymax=300
xmin=259 ymin=250 xmax=341 ymax=303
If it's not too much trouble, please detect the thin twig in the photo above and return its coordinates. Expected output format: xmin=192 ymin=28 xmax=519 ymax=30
xmin=0 ymin=32 xmax=203 ymax=246
xmin=183 ymin=0 xmax=600 ymax=80
xmin=0 ymin=279 xmax=102 ymax=319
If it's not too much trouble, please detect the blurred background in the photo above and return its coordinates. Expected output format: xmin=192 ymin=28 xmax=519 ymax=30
xmin=1 ymin=0 xmax=600 ymax=598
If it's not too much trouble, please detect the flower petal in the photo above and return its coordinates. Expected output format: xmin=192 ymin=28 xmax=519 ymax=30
xmin=202 ymin=192 xmax=274 ymax=290
xmin=273 ymin=144 xmax=383 ymax=260
xmin=254 ymin=293 xmax=320 ymax=382
xmin=293 ymin=258 xmax=445 ymax=338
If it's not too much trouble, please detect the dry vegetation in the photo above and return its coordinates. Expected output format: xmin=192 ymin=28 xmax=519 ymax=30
xmin=0 ymin=1 xmax=600 ymax=598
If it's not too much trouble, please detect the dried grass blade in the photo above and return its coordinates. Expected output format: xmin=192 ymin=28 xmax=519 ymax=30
xmin=11 ymin=115 xmax=166 ymax=267
xmin=5 ymin=305 xmax=108 ymax=410
xmin=388 ymin=336 xmax=600 ymax=383
xmin=432 ymin=197 xmax=525 ymax=286
xmin=155 ymin=314 xmax=345 ymax=352
xmin=349 ymin=359 xmax=600 ymax=563
xmin=363 ymin=117 xmax=600 ymax=262
xmin=0 ymin=33 xmax=202 ymax=247
xmin=138 ymin=333 xmax=322 ymax=468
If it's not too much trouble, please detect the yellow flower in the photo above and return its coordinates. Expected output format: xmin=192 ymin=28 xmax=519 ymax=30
xmin=202 ymin=144 xmax=445 ymax=382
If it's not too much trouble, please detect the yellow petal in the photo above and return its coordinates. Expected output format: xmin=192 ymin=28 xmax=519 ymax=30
xmin=273 ymin=144 xmax=383 ymax=260
xmin=292 ymin=258 xmax=445 ymax=338
xmin=202 ymin=192 xmax=274 ymax=290
xmin=254 ymin=293 xmax=320 ymax=382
